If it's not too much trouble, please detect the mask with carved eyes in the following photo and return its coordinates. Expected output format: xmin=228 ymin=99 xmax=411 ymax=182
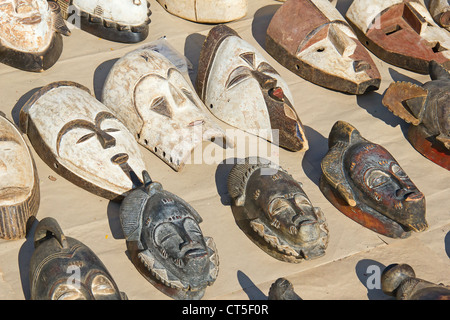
xmin=0 ymin=0 xmax=70 ymax=71
xmin=227 ymin=157 xmax=328 ymax=263
xmin=156 ymin=0 xmax=247 ymax=23
xmin=29 ymin=217 xmax=127 ymax=300
xmin=0 ymin=114 xmax=39 ymax=240
xmin=346 ymin=0 xmax=450 ymax=74
xmin=320 ymin=121 xmax=428 ymax=239
xmin=120 ymin=171 xmax=219 ymax=300
xmin=102 ymin=42 xmax=233 ymax=172
xmin=19 ymin=81 xmax=147 ymax=201
xmin=265 ymin=0 xmax=381 ymax=95
xmin=196 ymin=24 xmax=309 ymax=152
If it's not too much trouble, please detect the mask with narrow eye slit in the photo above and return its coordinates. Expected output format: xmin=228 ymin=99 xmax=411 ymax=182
xmin=19 ymin=81 xmax=147 ymax=201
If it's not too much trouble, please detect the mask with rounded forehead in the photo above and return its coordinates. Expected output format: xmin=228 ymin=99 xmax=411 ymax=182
xmin=266 ymin=0 xmax=381 ymax=95
xmin=120 ymin=171 xmax=219 ymax=300
xmin=383 ymin=61 xmax=450 ymax=170
xmin=30 ymin=217 xmax=127 ymax=300
xmin=0 ymin=114 xmax=39 ymax=240
xmin=102 ymin=41 xmax=232 ymax=172
xmin=227 ymin=157 xmax=329 ymax=263
xmin=320 ymin=121 xmax=428 ymax=238
xmin=0 ymin=0 xmax=70 ymax=71
xmin=19 ymin=81 xmax=147 ymax=201
xmin=346 ymin=0 xmax=450 ymax=74
xmin=196 ymin=24 xmax=309 ymax=152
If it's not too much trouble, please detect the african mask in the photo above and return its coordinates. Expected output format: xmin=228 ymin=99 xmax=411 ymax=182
xmin=19 ymin=81 xmax=147 ymax=201
xmin=53 ymin=0 xmax=151 ymax=43
xmin=156 ymin=0 xmax=247 ymax=23
xmin=381 ymin=263 xmax=450 ymax=300
xmin=0 ymin=0 xmax=70 ymax=72
xmin=268 ymin=278 xmax=302 ymax=300
xmin=265 ymin=0 xmax=381 ymax=95
xmin=102 ymin=41 xmax=232 ymax=172
xmin=30 ymin=217 xmax=127 ymax=300
xmin=346 ymin=0 xmax=450 ymax=74
xmin=0 ymin=113 xmax=39 ymax=240
xmin=429 ymin=0 xmax=450 ymax=30
xmin=120 ymin=171 xmax=219 ymax=300
xmin=320 ymin=121 xmax=427 ymax=239
xmin=196 ymin=24 xmax=309 ymax=152
xmin=227 ymin=157 xmax=329 ymax=263
xmin=382 ymin=61 xmax=450 ymax=170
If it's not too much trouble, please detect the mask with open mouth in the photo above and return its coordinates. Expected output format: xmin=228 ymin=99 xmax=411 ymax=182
xmin=346 ymin=0 xmax=450 ymax=74
xmin=320 ymin=121 xmax=428 ymax=238
xmin=19 ymin=81 xmax=147 ymax=201
xmin=0 ymin=0 xmax=70 ymax=71
xmin=120 ymin=171 xmax=219 ymax=300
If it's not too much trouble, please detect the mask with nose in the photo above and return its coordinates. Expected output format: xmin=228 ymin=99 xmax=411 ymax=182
xmin=265 ymin=0 xmax=381 ymax=95
xmin=120 ymin=171 xmax=219 ymax=300
xmin=320 ymin=121 xmax=428 ymax=239
xmin=227 ymin=157 xmax=329 ymax=263
xmin=19 ymin=81 xmax=147 ymax=201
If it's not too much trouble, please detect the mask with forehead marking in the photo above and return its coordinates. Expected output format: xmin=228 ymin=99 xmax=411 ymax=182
xmin=19 ymin=81 xmax=147 ymax=201
xmin=265 ymin=0 xmax=381 ymax=95
xmin=320 ymin=121 xmax=428 ymax=238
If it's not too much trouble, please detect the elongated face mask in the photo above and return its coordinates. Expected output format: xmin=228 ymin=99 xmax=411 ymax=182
xmin=320 ymin=121 xmax=428 ymax=238
xmin=346 ymin=0 xmax=450 ymax=74
xmin=266 ymin=0 xmax=381 ymax=94
xmin=20 ymin=81 xmax=147 ymax=200
xmin=30 ymin=217 xmax=127 ymax=300
xmin=0 ymin=114 xmax=39 ymax=240
xmin=227 ymin=157 xmax=329 ymax=263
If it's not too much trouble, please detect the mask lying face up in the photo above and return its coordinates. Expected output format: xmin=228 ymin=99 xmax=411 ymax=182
xmin=0 ymin=0 xmax=70 ymax=71
xmin=19 ymin=81 xmax=147 ymax=201
xmin=0 ymin=113 xmax=39 ymax=240
xmin=265 ymin=0 xmax=381 ymax=95
xmin=227 ymin=157 xmax=329 ymax=263
xmin=320 ymin=121 xmax=428 ymax=239
xmin=120 ymin=171 xmax=219 ymax=300
xmin=383 ymin=60 xmax=450 ymax=170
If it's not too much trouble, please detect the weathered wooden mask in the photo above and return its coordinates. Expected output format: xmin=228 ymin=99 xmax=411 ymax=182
xmin=227 ymin=157 xmax=329 ymax=263
xmin=19 ymin=81 xmax=147 ymax=201
xmin=346 ymin=0 xmax=450 ymax=74
xmin=0 ymin=113 xmax=39 ymax=240
xmin=156 ymin=0 xmax=247 ymax=23
xmin=30 ymin=217 xmax=127 ymax=300
xmin=102 ymin=42 xmax=232 ymax=172
xmin=120 ymin=171 xmax=219 ymax=300
xmin=381 ymin=263 xmax=450 ymax=300
xmin=265 ymin=0 xmax=381 ymax=95
xmin=383 ymin=61 xmax=450 ymax=170
xmin=196 ymin=25 xmax=309 ymax=152
xmin=429 ymin=0 xmax=450 ymax=31
xmin=320 ymin=121 xmax=428 ymax=238
xmin=0 ymin=0 xmax=70 ymax=71
xmin=53 ymin=0 xmax=151 ymax=43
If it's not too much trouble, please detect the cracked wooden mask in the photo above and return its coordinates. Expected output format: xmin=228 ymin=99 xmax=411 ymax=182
xmin=382 ymin=61 xmax=450 ymax=170
xmin=30 ymin=217 xmax=127 ymax=300
xmin=102 ymin=41 xmax=232 ymax=172
xmin=53 ymin=0 xmax=151 ymax=43
xmin=429 ymin=0 xmax=450 ymax=31
xmin=227 ymin=157 xmax=329 ymax=263
xmin=320 ymin=121 xmax=428 ymax=239
xmin=120 ymin=171 xmax=219 ymax=300
xmin=156 ymin=0 xmax=247 ymax=23
xmin=346 ymin=0 xmax=450 ymax=74
xmin=0 ymin=0 xmax=70 ymax=71
xmin=265 ymin=0 xmax=381 ymax=95
xmin=0 ymin=113 xmax=39 ymax=240
xmin=19 ymin=81 xmax=147 ymax=201
xmin=196 ymin=24 xmax=309 ymax=152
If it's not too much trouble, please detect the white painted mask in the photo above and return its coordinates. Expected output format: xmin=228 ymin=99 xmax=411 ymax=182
xmin=20 ymin=82 xmax=147 ymax=200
